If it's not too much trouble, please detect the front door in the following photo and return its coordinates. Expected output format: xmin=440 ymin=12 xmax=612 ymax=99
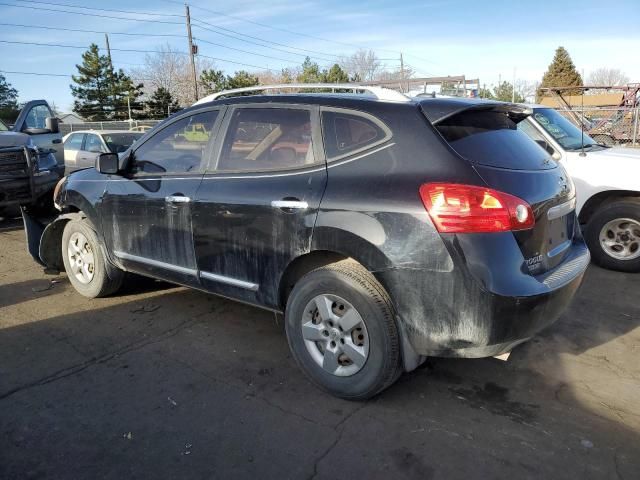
xmin=193 ymin=104 xmax=327 ymax=308
xmin=102 ymin=108 xmax=222 ymax=286
xmin=19 ymin=102 xmax=64 ymax=166
xmin=62 ymin=132 xmax=86 ymax=173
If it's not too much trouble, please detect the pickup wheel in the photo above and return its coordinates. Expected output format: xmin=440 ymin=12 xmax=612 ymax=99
xmin=285 ymin=260 xmax=402 ymax=400
xmin=585 ymin=200 xmax=640 ymax=272
xmin=61 ymin=219 xmax=124 ymax=297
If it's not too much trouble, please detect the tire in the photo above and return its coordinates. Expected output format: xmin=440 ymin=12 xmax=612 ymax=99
xmin=285 ymin=259 xmax=402 ymax=400
xmin=61 ymin=218 xmax=124 ymax=297
xmin=585 ymin=199 xmax=640 ymax=272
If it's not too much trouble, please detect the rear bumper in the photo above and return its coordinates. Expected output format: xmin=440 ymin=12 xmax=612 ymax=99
xmin=376 ymin=238 xmax=590 ymax=359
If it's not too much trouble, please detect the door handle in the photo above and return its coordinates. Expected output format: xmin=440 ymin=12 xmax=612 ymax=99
xmin=271 ymin=199 xmax=308 ymax=210
xmin=165 ymin=195 xmax=191 ymax=204
xmin=52 ymin=139 xmax=62 ymax=144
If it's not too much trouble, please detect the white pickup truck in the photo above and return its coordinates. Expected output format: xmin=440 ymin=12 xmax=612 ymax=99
xmin=518 ymin=106 xmax=640 ymax=272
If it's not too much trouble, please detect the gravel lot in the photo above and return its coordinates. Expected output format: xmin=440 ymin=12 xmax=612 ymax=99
xmin=1 ymin=217 xmax=639 ymax=479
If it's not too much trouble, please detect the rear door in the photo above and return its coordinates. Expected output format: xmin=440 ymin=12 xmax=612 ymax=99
xmin=192 ymin=104 xmax=327 ymax=308
xmin=78 ymin=133 xmax=107 ymax=170
xmin=431 ymin=106 xmax=577 ymax=274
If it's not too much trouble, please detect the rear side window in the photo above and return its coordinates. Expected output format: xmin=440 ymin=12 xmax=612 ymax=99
xmin=436 ymin=110 xmax=556 ymax=170
xmin=217 ymin=108 xmax=316 ymax=172
xmin=322 ymin=110 xmax=390 ymax=160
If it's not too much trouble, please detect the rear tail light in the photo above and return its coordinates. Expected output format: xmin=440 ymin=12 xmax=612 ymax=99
xmin=419 ymin=183 xmax=535 ymax=233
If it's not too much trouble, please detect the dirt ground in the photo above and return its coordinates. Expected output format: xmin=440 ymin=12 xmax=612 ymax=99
xmin=0 ymin=217 xmax=639 ymax=480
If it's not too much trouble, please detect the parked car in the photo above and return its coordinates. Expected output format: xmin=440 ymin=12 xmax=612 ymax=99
xmin=518 ymin=106 xmax=640 ymax=272
xmin=63 ymin=130 xmax=143 ymax=173
xmin=1 ymin=100 xmax=64 ymax=216
xmin=22 ymin=86 xmax=589 ymax=399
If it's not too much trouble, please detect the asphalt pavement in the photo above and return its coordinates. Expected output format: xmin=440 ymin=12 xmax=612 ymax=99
xmin=1 ymin=217 xmax=639 ymax=479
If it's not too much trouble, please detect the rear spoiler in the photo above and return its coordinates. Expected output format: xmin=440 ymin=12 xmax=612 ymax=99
xmin=419 ymin=99 xmax=533 ymax=125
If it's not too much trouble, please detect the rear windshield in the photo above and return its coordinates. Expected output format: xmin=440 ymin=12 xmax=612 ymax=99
xmin=435 ymin=109 xmax=556 ymax=170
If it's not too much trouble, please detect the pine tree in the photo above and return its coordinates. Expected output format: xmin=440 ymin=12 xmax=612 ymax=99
xmin=71 ymin=44 xmax=113 ymax=121
xmin=539 ymin=47 xmax=583 ymax=97
xmin=226 ymin=71 xmax=259 ymax=89
xmin=322 ymin=64 xmax=349 ymax=83
xmin=71 ymin=44 xmax=144 ymax=120
xmin=200 ymin=69 xmax=228 ymax=94
xmin=111 ymin=69 xmax=145 ymax=121
xmin=0 ymin=73 xmax=20 ymax=124
xmin=146 ymin=87 xmax=181 ymax=119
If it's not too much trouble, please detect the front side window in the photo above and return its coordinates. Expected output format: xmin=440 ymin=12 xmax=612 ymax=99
xmin=131 ymin=111 xmax=218 ymax=174
xmin=65 ymin=133 xmax=84 ymax=150
xmin=322 ymin=110 xmax=389 ymax=159
xmin=24 ymin=105 xmax=50 ymax=130
xmin=217 ymin=108 xmax=315 ymax=172
xmin=85 ymin=134 xmax=105 ymax=153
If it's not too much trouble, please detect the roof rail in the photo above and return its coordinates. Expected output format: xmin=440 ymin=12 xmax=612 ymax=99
xmin=193 ymin=83 xmax=410 ymax=106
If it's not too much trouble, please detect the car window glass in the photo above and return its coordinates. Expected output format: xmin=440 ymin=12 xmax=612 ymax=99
xmin=322 ymin=111 xmax=388 ymax=159
xmin=518 ymin=120 xmax=557 ymax=155
xmin=131 ymin=111 xmax=218 ymax=174
xmin=218 ymin=108 xmax=315 ymax=171
xmin=24 ymin=105 xmax=50 ymax=129
xmin=65 ymin=133 xmax=84 ymax=150
xmin=103 ymin=133 xmax=142 ymax=153
xmin=85 ymin=134 xmax=104 ymax=153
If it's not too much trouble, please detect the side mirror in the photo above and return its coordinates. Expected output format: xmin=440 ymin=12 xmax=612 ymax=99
xmin=45 ymin=117 xmax=59 ymax=134
xmin=96 ymin=152 xmax=119 ymax=174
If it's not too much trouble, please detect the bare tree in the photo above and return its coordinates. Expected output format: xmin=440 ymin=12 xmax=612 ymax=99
xmin=339 ymin=49 xmax=382 ymax=81
xmin=514 ymin=79 xmax=536 ymax=103
xmin=130 ymin=44 xmax=214 ymax=107
xmin=587 ymin=68 xmax=629 ymax=86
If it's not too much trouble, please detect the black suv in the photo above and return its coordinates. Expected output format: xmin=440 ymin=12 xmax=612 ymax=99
xmin=23 ymin=85 xmax=590 ymax=399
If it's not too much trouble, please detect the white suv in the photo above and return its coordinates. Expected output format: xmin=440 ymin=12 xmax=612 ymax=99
xmin=518 ymin=106 xmax=640 ymax=272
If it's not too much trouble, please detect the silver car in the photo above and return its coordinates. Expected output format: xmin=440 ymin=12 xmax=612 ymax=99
xmin=63 ymin=130 xmax=143 ymax=173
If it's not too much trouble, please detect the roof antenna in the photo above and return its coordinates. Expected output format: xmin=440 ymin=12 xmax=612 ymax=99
xmin=579 ymin=74 xmax=586 ymax=157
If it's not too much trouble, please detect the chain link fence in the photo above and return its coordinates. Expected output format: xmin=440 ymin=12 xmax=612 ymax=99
xmin=554 ymin=106 xmax=640 ymax=147
xmin=59 ymin=119 xmax=163 ymax=136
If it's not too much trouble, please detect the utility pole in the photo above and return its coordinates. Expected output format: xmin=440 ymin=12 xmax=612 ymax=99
xmin=185 ymin=5 xmax=199 ymax=102
xmin=399 ymin=53 xmax=405 ymax=93
xmin=127 ymin=95 xmax=132 ymax=123
xmin=105 ymin=33 xmax=113 ymax=71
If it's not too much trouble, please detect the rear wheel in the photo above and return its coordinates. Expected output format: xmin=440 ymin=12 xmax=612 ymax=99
xmin=62 ymin=219 xmax=124 ymax=297
xmin=285 ymin=260 xmax=402 ymax=400
xmin=585 ymin=200 xmax=640 ymax=272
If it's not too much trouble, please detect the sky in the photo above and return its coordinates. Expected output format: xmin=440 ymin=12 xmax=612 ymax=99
xmin=1 ymin=0 xmax=639 ymax=112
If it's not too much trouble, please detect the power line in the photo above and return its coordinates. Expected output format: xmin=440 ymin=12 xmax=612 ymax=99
xmin=191 ymin=21 xmax=335 ymax=64
xmin=164 ymin=0 xmax=401 ymax=55
xmin=0 ymin=22 xmax=185 ymax=38
xmin=12 ymin=0 xmax=184 ymax=18
xmin=0 ymin=39 xmax=187 ymax=55
xmin=192 ymin=18 xmax=339 ymax=62
xmin=0 ymin=2 xmax=184 ymax=24
xmin=0 ymin=70 xmax=71 ymax=77
xmin=194 ymin=37 xmax=300 ymax=65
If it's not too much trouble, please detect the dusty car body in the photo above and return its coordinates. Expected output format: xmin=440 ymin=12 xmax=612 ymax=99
xmin=22 ymin=85 xmax=589 ymax=398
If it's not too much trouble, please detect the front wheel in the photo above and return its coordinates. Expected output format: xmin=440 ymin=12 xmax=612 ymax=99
xmin=285 ymin=260 xmax=402 ymax=400
xmin=62 ymin=218 xmax=124 ymax=297
xmin=585 ymin=200 xmax=640 ymax=272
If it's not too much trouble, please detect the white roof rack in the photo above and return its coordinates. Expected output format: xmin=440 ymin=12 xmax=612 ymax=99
xmin=193 ymin=83 xmax=410 ymax=106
